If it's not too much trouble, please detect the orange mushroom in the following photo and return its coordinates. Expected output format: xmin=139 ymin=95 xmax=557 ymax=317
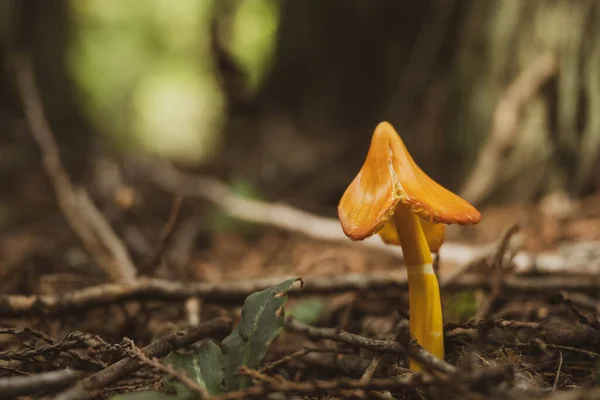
xmin=338 ymin=122 xmax=481 ymax=370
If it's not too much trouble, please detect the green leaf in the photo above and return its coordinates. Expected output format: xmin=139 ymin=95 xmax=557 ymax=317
xmin=110 ymin=391 xmax=178 ymax=400
xmin=287 ymin=298 xmax=325 ymax=324
xmin=222 ymin=277 xmax=301 ymax=390
xmin=163 ymin=340 xmax=224 ymax=396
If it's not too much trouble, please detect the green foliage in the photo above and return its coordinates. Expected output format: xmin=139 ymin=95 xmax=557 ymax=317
xmin=163 ymin=341 xmax=224 ymax=397
xmin=287 ymin=298 xmax=325 ymax=324
xmin=112 ymin=278 xmax=300 ymax=399
xmin=227 ymin=0 xmax=280 ymax=91
xmin=69 ymin=0 xmax=225 ymax=162
xmin=222 ymin=277 xmax=300 ymax=390
xmin=443 ymin=291 xmax=478 ymax=322
xmin=111 ymin=391 xmax=178 ymax=400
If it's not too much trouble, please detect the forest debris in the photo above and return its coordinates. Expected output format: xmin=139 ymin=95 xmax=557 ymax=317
xmin=354 ymin=354 xmax=384 ymax=398
xmin=140 ymin=194 xmax=184 ymax=275
xmin=13 ymin=54 xmax=137 ymax=282
xmin=1 ymin=272 xmax=599 ymax=318
xmin=259 ymin=347 xmax=337 ymax=374
xmin=212 ymin=367 xmax=441 ymax=400
xmin=138 ymin=160 xmax=600 ymax=276
xmin=460 ymin=52 xmax=559 ymax=205
xmin=443 ymin=223 xmax=521 ymax=288
xmin=123 ymin=337 xmax=209 ymax=399
xmin=476 ymin=224 xmax=520 ymax=318
xmin=444 ymin=319 xmax=541 ymax=332
xmin=285 ymin=317 xmax=457 ymax=375
xmin=212 ymin=364 xmax=511 ymax=400
xmin=552 ymin=292 xmax=600 ymax=330
xmin=0 ymin=369 xmax=87 ymax=398
xmin=53 ymin=316 xmax=232 ymax=400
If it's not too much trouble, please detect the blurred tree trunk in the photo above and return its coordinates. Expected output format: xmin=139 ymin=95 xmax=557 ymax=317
xmin=224 ymin=0 xmax=459 ymax=209
xmin=223 ymin=0 xmax=600 ymax=209
xmin=454 ymin=0 xmax=600 ymax=204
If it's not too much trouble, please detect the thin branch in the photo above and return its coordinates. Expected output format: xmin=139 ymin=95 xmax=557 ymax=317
xmin=442 ymin=225 xmax=522 ymax=287
xmin=444 ymin=319 xmax=540 ymax=332
xmin=213 ymin=367 xmax=438 ymax=400
xmin=0 ymin=369 xmax=87 ymax=398
xmin=285 ymin=318 xmax=457 ymax=375
xmin=1 ymin=273 xmax=599 ymax=318
xmin=13 ymin=53 xmax=137 ymax=282
xmin=141 ymin=194 xmax=184 ymax=275
xmin=53 ymin=316 xmax=232 ymax=400
xmin=259 ymin=347 xmax=337 ymax=374
xmin=360 ymin=355 xmax=383 ymax=382
xmin=552 ymin=352 xmax=563 ymax=391
xmin=215 ymin=364 xmax=510 ymax=400
xmin=136 ymin=159 xmax=600 ymax=276
xmin=460 ymin=52 xmax=559 ymax=204
xmin=553 ymin=292 xmax=600 ymax=330
xmin=123 ymin=338 xmax=208 ymax=399
xmin=476 ymin=224 xmax=520 ymax=318
xmin=354 ymin=355 xmax=384 ymax=398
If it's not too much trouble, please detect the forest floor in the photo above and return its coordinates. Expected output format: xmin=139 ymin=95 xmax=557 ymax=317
xmin=0 ymin=177 xmax=599 ymax=399
xmin=0 ymin=58 xmax=599 ymax=400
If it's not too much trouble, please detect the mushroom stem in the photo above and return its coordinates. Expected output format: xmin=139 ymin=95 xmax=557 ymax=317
xmin=393 ymin=204 xmax=444 ymax=371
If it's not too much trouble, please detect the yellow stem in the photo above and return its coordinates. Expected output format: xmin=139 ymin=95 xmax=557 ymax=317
xmin=393 ymin=204 xmax=444 ymax=371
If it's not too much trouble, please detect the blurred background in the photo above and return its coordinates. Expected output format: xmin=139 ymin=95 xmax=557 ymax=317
xmin=1 ymin=0 xmax=600 ymax=285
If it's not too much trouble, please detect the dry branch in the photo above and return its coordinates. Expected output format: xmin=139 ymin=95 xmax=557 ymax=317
xmin=54 ymin=316 xmax=232 ymax=400
xmin=213 ymin=363 xmax=510 ymax=400
xmin=445 ymin=319 xmax=540 ymax=332
xmin=141 ymin=194 xmax=184 ymax=275
xmin=137 ymin=160 xmax=600 ymax=276
xmin=460 ymin=52 xmax=559 ymax=204
xmin=14 ymin=53 xmax=137 ymax=282
xmin=123 ymin=338 xmax=209 ymax=399
xmin=0 ymin=369 xmax=87 ymax=398
xmin=285 ymin=318 xmax=457 ymax=375
xmin=475 ymin=224 xmax=520 ymax=319
xmin=1 ymin=273 xmax=599 ymax=318
xmin=212 ymin=369 xmax=437 ymax=400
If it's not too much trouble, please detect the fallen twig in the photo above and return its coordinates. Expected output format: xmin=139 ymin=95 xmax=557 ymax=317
xmin=53 ymin=316 xmax=232 ymax=400
xmin=0 ymin=369 xmax=87 ymax=398
xmin=553 ymin=292 xmax=600 ymax=330
xmin=444 ymin=319 xmax=540 ymax=332
xmin=300 ymin=351 xmax=406 ymax=378
xmin=259 ymin=347 xmax=338 ymax=374
xmin=123 ymin=338 xmax=208 ymax=399
xmin=215 ymin=364 xmax=510 ymax=400
xmin=213 ymin=367 xmax=437 ymax=400
xmin=1 ymin=273 xmax=599 ymax=318
xmin=141 ymin=194 xmax=184 ymax=275
xmin=136 ymin=160 xmax=600 ymax=276
xmin=0 ymin=330 xmax=115 ymax=369
xmin=354 ymin=354 xmax=384 ymax=398
xmin=285 ymin=318 xmax=457 ymax=375
xmin=476 ymin=224 xmax=520 ymax=318
xmin=13 ymin=53 xmax=137 ymax=282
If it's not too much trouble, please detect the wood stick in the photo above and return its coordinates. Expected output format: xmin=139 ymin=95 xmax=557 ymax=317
xmin=0 ymin=272 xmax=598 ymax=318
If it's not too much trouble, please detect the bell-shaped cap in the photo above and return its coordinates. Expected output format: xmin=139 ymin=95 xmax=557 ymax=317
xmin=338 ymin=122 xmax=481 ymax=244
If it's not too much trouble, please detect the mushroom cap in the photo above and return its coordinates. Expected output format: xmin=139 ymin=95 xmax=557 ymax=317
xmin=338 ymin=121 xmax=481 ymax=241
